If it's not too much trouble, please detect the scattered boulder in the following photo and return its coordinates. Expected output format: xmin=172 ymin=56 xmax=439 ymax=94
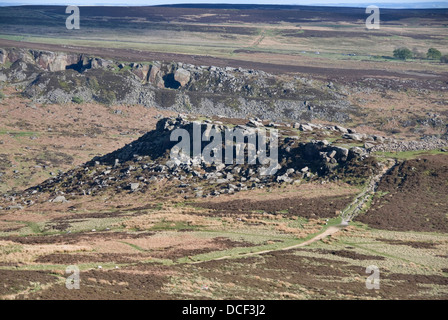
xmin=174 ymin=68 xmax=191 ymax=87
xmin=299 ymin=123 xmax=314 ymax=132
xmin=277 ymin=175 xmax=293 ymax=183
xmin=247 ymin=118 xmax=264 ymax=127
xmin=334 ymin=125 xmax=348 ymax=134
xmin=52 ymin=195 xmax=68 ymax=203
xmin=6 ymin=205 xmax=23 ymax=210
xmin=91 ymin=58 xmax=113 ymax=69
xmin=343 ymin=133 xmax=364 ymax=141
xmin=349 ymin=147 xmax=367 ymax=159
xmin=130 ymin=183 xmax=140 ymax=191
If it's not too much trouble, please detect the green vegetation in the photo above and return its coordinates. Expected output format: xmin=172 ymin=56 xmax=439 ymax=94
xmin=58 ymin=81 xmax=70 ymax=92
xmin=0 ymin=34 xmax=25 ymax=41
xmin=0 ymin=129 xmax=37 ymax=137
xmin=28 ymin=222 xmax=42 ymax=234
xmin=0 ymin=243 xmax=23 ymax=255
xmin=374 ymin=190 xmax=390 ymax=198
xmin=118 ymin=65 xmax=132 ymax=73
xmin=393 ymin=47 xmax=413 ymax=60
xmin=427 ymin=48 xmax=442 ymax=60
xmin=87 ymin=76 xmax=100 ymax=91
xmin=150 ymin=221 xmax=199 ymax=232
xmin=119 ymin=241 xmax=147 ymax=252
xmin=101 ymin=90 xmax=116 ymax=105
xmin=0 ymin=91 xmax=5 ymax=100
xmin=0 ymin=60 xmax=12 ymax=69
xmin=71 ymin=96 xmax=83 ymax=104
xmin=394 ymin=47 xmax=448 ymax=63
xmin=374 ymin=149 xmax=446 ymax=160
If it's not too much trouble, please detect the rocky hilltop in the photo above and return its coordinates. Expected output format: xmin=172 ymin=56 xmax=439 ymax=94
xmin=0 ymin=47 xmax=355 ymax=123
xmin=2 ymin=47 xmax=447 ymax=141
xmin=2 ymin=110 xmax=447 ymax=210
xmin=2 ymin=115 xmax=386 ymax=208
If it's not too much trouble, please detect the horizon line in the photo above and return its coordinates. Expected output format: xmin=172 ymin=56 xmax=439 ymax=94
xmin=0 ymin=2 xmax=448 ymax=9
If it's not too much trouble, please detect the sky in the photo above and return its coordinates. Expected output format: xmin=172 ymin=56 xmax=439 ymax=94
xmin=0 ymin=0 xmax=446 ymax=7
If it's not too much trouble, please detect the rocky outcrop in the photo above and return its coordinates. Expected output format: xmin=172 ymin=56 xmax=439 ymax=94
xmin=91 ymin=58 xmax=114 ymax=70
xmin=148 ymin=62 xmax=164 ymax=88
xmin=2 ymin=58 xmax=41 ymax=83
xmin=131 ymin=63 xmax=150 ymax=81
xmin=33 ymin=50 xmax=79 ymax=72
xmin=5 ymin=116 xmax=377 ymax=207
xmin=6 ymin=48 xmax=34 ymax=65
xmin=0 ymin=47 xmax=358 ymax=124
xmin=0 ymin=48 xmax=100 ymax=72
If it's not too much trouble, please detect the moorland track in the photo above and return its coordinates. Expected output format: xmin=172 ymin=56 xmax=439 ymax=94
xmin=191 ymin=226 xmax=342 ymax=264
xmin=341 ymin=159 xmax=397 ymax=223
xmin=191 ymin=159 xmax=397 ymax=264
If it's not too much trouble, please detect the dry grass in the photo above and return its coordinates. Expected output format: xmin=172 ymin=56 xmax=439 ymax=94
xmin=0 ymin=240 xmax=89 ymax=264
xmin=0 ymin=86 xmax=174 ymax=193
xmin=119 ymin=205 xmax=220 ymax=231
xmin=347 ymin=89 xmax=448 ymax=139
xmin=196 ymin=182 xmax=359 ymax=204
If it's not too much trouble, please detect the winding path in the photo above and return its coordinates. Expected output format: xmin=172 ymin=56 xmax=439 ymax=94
xmin=191 ymin=160 xmax=397 ymax=264
xmin=192 ymin=225 xmax=342 ymax=264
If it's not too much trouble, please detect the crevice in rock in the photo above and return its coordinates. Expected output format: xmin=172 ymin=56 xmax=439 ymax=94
xmin=65 ymin=59 xmax=85 ymax=73
xmin=163 ymin=73 xmax=181 ymax=89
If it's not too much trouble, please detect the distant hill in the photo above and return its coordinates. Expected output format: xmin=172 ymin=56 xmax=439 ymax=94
xmin=0 ymin=2 xmax=447 ymax=9
xmin=157 ymin=3 xmax=448 ymax=9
